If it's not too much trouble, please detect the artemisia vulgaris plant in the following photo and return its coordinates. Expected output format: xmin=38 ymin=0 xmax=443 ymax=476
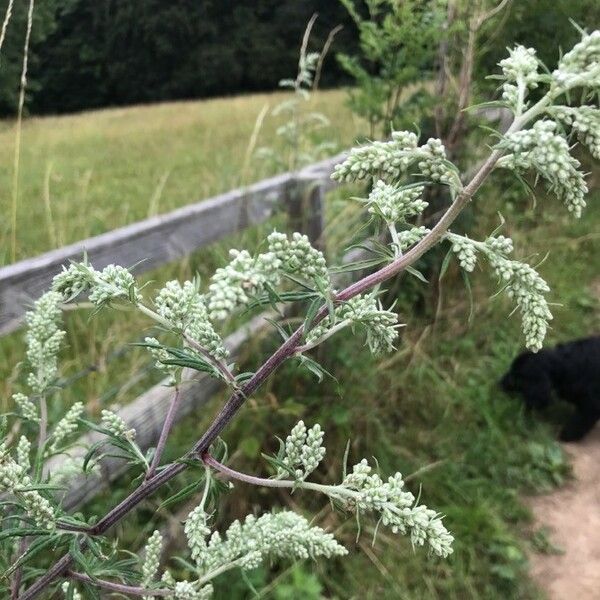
xmin=2 ymin=28 xmax=599 ymax=599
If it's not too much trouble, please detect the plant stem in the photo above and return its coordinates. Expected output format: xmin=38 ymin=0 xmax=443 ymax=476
xmin=136 ymin=302 xmax=236 ymax=386
xmin=68 ymin=571 xmax=171 ymax=597
xmin=202 ymin=453 xmax=295 ymax=488
xmin=202 ymin=453 xmax=354 ymax=501
xmin=196 ymin=556 xmax=247 ymax=587
xmin=37 ymin=396 xmax=47 ymax=457
xmin=10 ymin=537 xmax=27 ymax=599
xmin=145 ymin=386 xmax=181 ymax=481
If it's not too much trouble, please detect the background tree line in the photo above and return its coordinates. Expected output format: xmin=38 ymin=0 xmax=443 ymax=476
xmin=0 ymin=0 xmax=597 ymax=117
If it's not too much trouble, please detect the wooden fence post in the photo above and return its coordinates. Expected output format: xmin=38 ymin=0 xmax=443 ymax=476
xmin=287 ymin=175 xmax=326 ymax=252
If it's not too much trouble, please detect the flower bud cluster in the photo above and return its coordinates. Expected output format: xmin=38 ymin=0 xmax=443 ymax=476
xmin=177 ymin=234 xmax=329 ymax=324
xmin=173 ymin=581 xmax=213 ymax=600
xmin=332 ymin=131 xmax=457 ymax=187
xmin=554 ymin=106 xmax=600 ymax=159
xmin=306 ymin=294 xmax=400 ymax=355
xmin=184 ymin=504 xmax=212 ymax=565
xmin=448 ymin=234 xmax=478 ymax=272
xmin=498 ymin=120 xmax=588 ymax=217
xmin=184 ymin=508 xmax=346 ymax=577
xmin=24 ymin=291 xmax=65 ymax=394
xmin=485 ymin=234 xmax=514 ymax=255
xmin=0 ymin=443 xmax=56 ymax=528
xmin=488 ymin=255 xmax=552 ymax=352
xmin=338 ymin=459 xmax=453 ymax=557
xmin=16 ymin=435 xmax=31 ymax=470
xmin=52 ymin=263 xmax=92 ymax=300
xmin=88 ymin=264 xmax=137 ymax=306
xmin=332 ymin=131 xmax=419 ymax=182
xmin=447 ymin=232 xmax=551 ymax=351
xmin=101 ymin=409 xmax=136 ymax=440
xmin=53 ymin=261 xmax=139 ymax=307
xmin=366 ymin=181 xmax=428 ymax=224
xmin=13 ymin=392 xmax=38 ymax=422
xmin=298 ymin=51 xmax=320 ymax=87
xmin=277 ymin=420 xmax=325 ymax=480
xmin=155 ymin=280 xmax=228 ymax=360
xmin=267 ymin=231 xmax=330 ymax=287
xmin=417 ymin=138 xmax=456 ymax=184
xmin=50 ymin=402 xmax=84 ymax=451
xmin=144 ymin=337 xmax=178 ymax=384
xmin=552 ymin=30 xmax=600 ymax=90
xmin=142 ymin=529 xmax=163 ymax=595
xmin=207 ymin=249 xmax=281 ymax=321
xmin=396 ymin=226 xmax=431 ymax=252
xmin=498 ymin=46 xmax=539 ymax=109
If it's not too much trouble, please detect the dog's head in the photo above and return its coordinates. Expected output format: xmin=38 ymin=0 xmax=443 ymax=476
xmin=500 ymin=351 xmax=552 ymax=410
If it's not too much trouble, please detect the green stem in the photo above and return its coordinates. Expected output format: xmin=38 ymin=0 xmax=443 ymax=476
xmin=196 ymin=556 xmax=247 ymax=586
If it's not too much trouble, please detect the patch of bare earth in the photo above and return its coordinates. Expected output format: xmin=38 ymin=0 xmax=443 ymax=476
xmin=528 ymin=424 xmax=600 ymax=599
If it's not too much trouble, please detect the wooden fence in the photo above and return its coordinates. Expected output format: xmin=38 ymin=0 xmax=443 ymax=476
xmin=0 ymin=152 xmax=345 ymax=336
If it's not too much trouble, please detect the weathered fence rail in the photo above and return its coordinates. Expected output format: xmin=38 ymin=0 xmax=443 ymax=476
xmin=0 ymin=152 xmax=346 ymax=335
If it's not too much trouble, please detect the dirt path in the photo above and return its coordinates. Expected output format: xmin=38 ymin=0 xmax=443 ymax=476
xmin=528 ymin=424 xmax=600 ymax=599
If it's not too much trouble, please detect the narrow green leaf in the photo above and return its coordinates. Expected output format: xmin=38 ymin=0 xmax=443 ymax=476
xmin=462 ymin=270 xmax=474 ymax=323
xmin=406 ymin=266 xmax=428 ymax=283
xmin=438 ymin=248 xmax=454 ymax=282
xmin=159 ymin=479 xmax=204 ymax=511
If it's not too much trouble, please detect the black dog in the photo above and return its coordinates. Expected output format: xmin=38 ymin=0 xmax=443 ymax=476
xmin=500 ymin=336 xmax=600 ymax=441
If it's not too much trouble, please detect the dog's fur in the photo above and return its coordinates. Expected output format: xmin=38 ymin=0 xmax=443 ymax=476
xmin=500 ymin=336 xmax=600 ymax=441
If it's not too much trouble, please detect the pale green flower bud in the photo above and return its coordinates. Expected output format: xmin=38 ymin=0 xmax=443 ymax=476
xmin=13 ymin=393 xmax=38 ymax=422
xmin=50 ymin=402 xmax=84 ymax=452
xmin=101 ymin=409 xmax=136 ymax=440
xmin=16 ymin=436 xmax=31 ymax=471
xmin=142 ymin=529 xmax=163 ymax=589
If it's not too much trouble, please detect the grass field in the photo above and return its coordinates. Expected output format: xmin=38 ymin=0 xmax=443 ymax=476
xmin=0 ymin=89 xmax=360 ymax=264
xmin=1 ymin=92 xmax=599 ymax=598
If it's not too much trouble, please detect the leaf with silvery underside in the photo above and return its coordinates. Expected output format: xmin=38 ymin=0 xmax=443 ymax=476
xmin=137 ymin=344 xmax=217 ymax=375
xmin=235 ymin=372 xmax=255 ymax=384
xmin=70 ymin=536 xmax=94 ymax=574
xmin=282 ymin=272 xmax=319 ymax=292
xmin=78 ymin=419 xmax=142 ymax=467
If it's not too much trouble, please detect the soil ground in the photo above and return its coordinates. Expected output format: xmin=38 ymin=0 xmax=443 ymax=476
xmin=528 ymin=424 xmax=600 ymax=600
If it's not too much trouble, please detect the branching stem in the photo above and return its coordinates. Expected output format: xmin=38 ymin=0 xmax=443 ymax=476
xmin=20 ymin=91 xmax=554 ymax=600
xmin=146 ymin=385 xmax=181 ymax=480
